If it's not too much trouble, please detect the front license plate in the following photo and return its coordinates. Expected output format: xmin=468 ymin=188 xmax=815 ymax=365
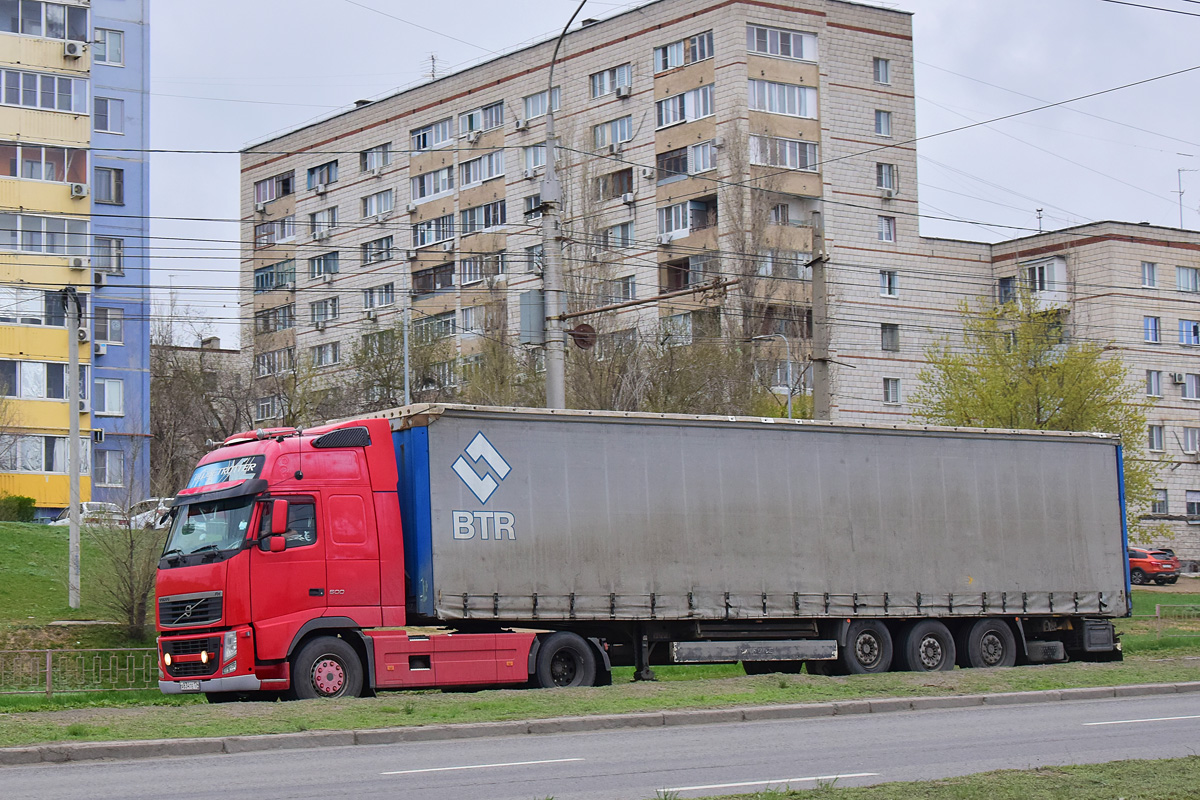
xmin=179 ymin=680 xmax=201 ymax=693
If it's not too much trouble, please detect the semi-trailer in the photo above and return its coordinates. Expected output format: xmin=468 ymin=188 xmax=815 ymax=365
xmin=156 ymin=404 xmax=1127 ymax=699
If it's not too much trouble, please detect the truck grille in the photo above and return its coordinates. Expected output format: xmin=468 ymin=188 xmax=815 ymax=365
xmin=162 ymin=636 xmax=223 ymax=678
xmin=162 ymin=636 xmax=220 ymax=658
xmin=167 ymin=660 xmax=220 ymax=678
xmin=158 ymin=592 xmax=223 ymax=628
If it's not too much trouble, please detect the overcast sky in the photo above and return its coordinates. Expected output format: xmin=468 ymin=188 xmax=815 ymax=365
xmin=147 ymin=0 xmax=1197 ymax=345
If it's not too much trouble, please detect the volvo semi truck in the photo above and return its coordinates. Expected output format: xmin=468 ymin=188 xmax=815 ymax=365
xmin=156 ymin=405 xmax=1127 ymax=699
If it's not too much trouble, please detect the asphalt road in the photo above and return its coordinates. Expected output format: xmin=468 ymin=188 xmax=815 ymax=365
xmin=6 ymin=694 xmax=1200 ymax=799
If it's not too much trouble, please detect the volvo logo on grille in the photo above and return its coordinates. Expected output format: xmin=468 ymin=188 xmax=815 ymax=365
xmin=451 ymin=432 xmax=511 ymax=504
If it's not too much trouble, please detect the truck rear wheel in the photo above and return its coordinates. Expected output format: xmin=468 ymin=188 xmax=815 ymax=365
xmin=839 ymin=620 xmax=893 ymax=674
xmin=535 ymin=632 xmax=597 ymax=688
xmin=956 ymin=618 xmax=1016 ymax=669
xmin=292 ymin=636 xmax=363 ymax=699
xmin=895 ymin=621 xmax=956 ymax=672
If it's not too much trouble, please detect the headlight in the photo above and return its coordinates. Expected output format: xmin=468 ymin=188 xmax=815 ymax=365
xmin=224 ymin=630 xmax=238 ymax=661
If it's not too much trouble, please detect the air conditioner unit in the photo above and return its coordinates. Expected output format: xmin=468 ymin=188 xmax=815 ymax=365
xmin=314 ymin=320 xmax=326 ymax=332
xmin=882 ymin=187 xmax=897 ymax=199
xmin=514 ymin=119 xmax=529 ymax=132
xmin=94 ymin=342 xmax=107 ymax=357
xmin=279 ymin=281 xmax=295 ymax=291
xmin=615 ymin=85 xmax=633 ymax=99
xmin=604 ymin=143 xmax=621 ymax=156
xmin=64 ymin=40 xmax=85 ymax=58
xmin=657 ymin=234 xmax=673 ymax=246
xmin=93 ymin=272 xmax=105 ymax=287
xmin=369 ymin=167 xmax=383 ymax=178
xmin=91 ymin=429 xmax=105 ymax=444
xmin=1172 ymin=373 xmax=1186 ymax=384
xmin=312 ymin=229 xmax=331 ymax=241
xmin=69 ymin=182 xmax=88 ymax=199
xmin=318 ymin=273 xmax=332 ymax=284
xmin=406 ymin=202 xmax=418 ymax=214
xmin=363 ymin=309 xmax=377 ymax=321
xmin=69 ymin=256 xmax=88 ymax=270
xmin=77 ymin=326 xmax=88 ymax=342
xmin=466 ymin=130 xmax=481 ymax=144
xmin=405 ymin=249 xmax=417 ymax=260
xmin=711 ymin=136 xmax=725 ymax=149
xmin=254 ymin=201 xmax=267 ymax=213
xmin=524 ymin=168 xmax=536 ymax=180
xmin=78 ymin=399 xmax=88 ymax=413
xmin=313 ymin=183 xmax=328 ymax=195
xmin=621 ymin=192 xmax=636 ymax=205
xmin=641 ymin=167 xmax=657 ymax=181
xmin=441 ymin=240 xmax=455 ymax=252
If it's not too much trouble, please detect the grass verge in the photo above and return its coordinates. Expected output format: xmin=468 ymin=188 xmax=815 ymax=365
xmin=1 ymin=654 xmax=1198 ymax=748
xmin=695 ymin=756 xmax=1200 ymax=799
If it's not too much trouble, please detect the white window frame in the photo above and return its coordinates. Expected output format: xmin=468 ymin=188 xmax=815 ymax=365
xmin=410 ymin=166 xmax=454 ymax=202
xmin=604 ymin=221 xmax=635 ymax=249
xmin=522 ymin=87 xmax=560 ymax=120
xmin=460 ymin=150 xmax=504 ymax=187
xmin=654 ymin=30 xmax=713 ymax=73
xmin=593 ymin=116 xmax=633 ymax=148
xmin=360 ymin=143 xmax=391 ymax=172
xmin=1142 ymin=261 xmax=1157 ymax=288
xmin=94 ymin=307 xmax=123 ymax=344
xmin=590 ymin=63 xmax=633 ymax=98
xmin=746 ymin=24 xmax=818 ymax=62
xmin=412 ymin=214 xmax=454 ymax=248
xmin=878 ymin=216 xmax=896 ymax=242
xmin=873 ymin=57 xmax=890 ymax=85
xmin=880 ymin=269 xmax=899 ymax=298
xmin=95 ymin=449 xmax=124 ymax=487
xmin=1146 ymin=369 xmax=1162 ymax=397
xmin=875 ymin=109 xmax=892 ymax=137
xmin=362 ymin=189 xmax=394 ymax=218
xmin=1148 ymin=424 xmax=1165 ymax=452
xmin=882 ymin=377 xmax=901 ymax=405
xmin=0 ymin=212 xmax=88 ymax=255
xmin=1181 ymin=319 xmax=1200 ymax=346
xmin=877 ymin=163 xmax=897 ymax=190
xmin=310 ymin=297 xmax=339 ymax=324
xmin=362 ymin=236 xmax=393 ymax=265
xmin=308 ymin=252 xmax=338 ymax=279
xmin=1185 ymin=428 xmax=1200 ymax=454
xmin=1185 ymin=373 xmax=1200 ymax=400
xmin=1178 ymin=266 xmax=1200 ymax=293
xmin=311 ymin=342 xmax=340 ymax=368
xmin=524 ymin=144 xmax=546 ymax=172
xmin=2 ymin=68 xmax=89 ymax=115
xmin=657 ymin=202 xmax=689 ymax=239
xmin=747 ymin=80 xmax=816 ymax=119
xmin=1145 ymin=316 xmax=1161 ymax=343
xmin=410 ymin=118 xmax=453 ymax=151
xmin=459 ymin=101 xmax=504 ymax=133
xmin=309 ymin=207 xmax=337 ymax=234
xmin=93 ymin=28 xmax=124 ymax=66
xmin=93 ymin=377 xmax=123 ymax=416
xmin=749 ymin=135 xmax=817 ymax=170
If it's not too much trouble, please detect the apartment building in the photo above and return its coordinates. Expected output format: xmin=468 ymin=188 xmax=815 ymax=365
xmin=0 ymin=0 xmax=150 ymax=519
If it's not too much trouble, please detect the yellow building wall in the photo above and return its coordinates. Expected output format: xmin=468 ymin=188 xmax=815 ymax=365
xmin=0 ymin=36 xmax=90 ymax=75
xmin=0 ymin=473 xmax=91 ymax=507
xmin=0 ymin=177 xmax=88 ymax=213
xmin=0 ymin=107 xmax=89 ymax=148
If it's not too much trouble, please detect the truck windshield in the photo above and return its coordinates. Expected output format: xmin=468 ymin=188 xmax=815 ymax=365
xmin=161 ymin=497 xmax=256 ymax=557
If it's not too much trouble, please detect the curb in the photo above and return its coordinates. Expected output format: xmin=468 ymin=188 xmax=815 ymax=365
xmin=3 ymin=681 xmax=1199 ymax=767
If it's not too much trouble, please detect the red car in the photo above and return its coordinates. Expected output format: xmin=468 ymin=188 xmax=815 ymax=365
xmin=1128 ymin=547 xmax=1180 ymax=585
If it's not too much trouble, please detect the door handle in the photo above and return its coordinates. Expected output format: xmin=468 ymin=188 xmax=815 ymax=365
xmin=309 ymin=588 xmax=325 ymax=597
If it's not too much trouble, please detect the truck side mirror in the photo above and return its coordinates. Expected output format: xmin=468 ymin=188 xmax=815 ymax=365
xmin=268 ymin=536 xmax=287 ymax=553
xmin=270 ymin=499 xmax=289 ymax=535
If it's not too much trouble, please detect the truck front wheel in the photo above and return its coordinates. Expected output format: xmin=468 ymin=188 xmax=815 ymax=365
xmin=292 ymin=636 xmax=363 ymax=699
xmin=895 ymin=621 xmax=956 ymax=672
xmin=535 ymin=632 xmax=597 ymax=688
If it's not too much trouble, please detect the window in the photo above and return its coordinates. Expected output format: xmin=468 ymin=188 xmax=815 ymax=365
xmin=1 ymin=2 xmax=88 ymax=40
xmin=309 ymin=207 xmax=337 ymax=235
xmin=413 ymin=309 xmax=455 ymax=341
xmin=654 ymin=30 xmax=713 ymax=72
xmin=747 ymin=80 xmax=816 ymax=119
xmin=0 ymin=434 xmax=89 ymax=475
xmin=0 ymin=359 xmax=86 ymax=399
xmin=690 ymin=141 xmax=715 ymax=174
xmin=604 ymin=221 xmax=635 ymax=248
xmin=410 ymin=166 xmax=454 ymax=201
xmin=94 ymin=450 xmax=124 ymax=487
xmin=1148 ymin=424 xmax=1164 ymax=452
xmin=1142 ymin=261 xmax=1157 ymax=288
xmin=656 ymin=85 xmax=714 ymax=128
xmin=878 ymin=216 xmax=896 ymax=242
xmin=749 ymin=135 xmax=817 ymax=170
xmin=593 ymin=115 xmax=633 ymax=148
xmin=523 ymin=194 xmax=542 ymax=220
xmin=460 ymin=253 xmax=505 ymax=284
xmin=0 ymin=69 xmax=88 ymax=113
xmin=881 ymin=323 xmax=899 ymax=352
xmin=311 ymin=342 xmax=339 ymax=368
xmin=412 ymin=214 xmax=454 ymax=247
xmin=770 ymin=204 xmax=791 ymax=226
xmin=254 ymin=171 xmax=294 ymax=204
xmin=362 ymin=236 xmax=393 ymax=265
xmin=93 ymin=378 xmax=123 ymax=416
xmin=525 ymin=244 xmax=544 ymax=272
xmin=873 ymin=57 xmax=891 ymax=84
xmin=1146 ymin=370 xmax=1162 ymax=397
xmin=663 ymin=312 xmax=693 ymax=346
xmin=306 ymin=160 xmax=338 ymax=189
xmin=254 ymin=396 xmax=279 ymax=422
xmin=310 ymin=297 xmax=339 ymax=323
xmin=758 ymin=250 xmax=808 ymax=279
xmin=524 ymin=144 xmax=546 ymax=172
xmin=1181 ymin=319 xmax=1200 ymax=346
xmin=460 ymin=200 xmax=506 ymax=235
xmin=253 ymin=216 xmax=295 ymax=248
xmin=522 ymin=87 xmax=560 ymax=120
xmin=93 ymin=28 xmax=124 ymax=65
xmin=94 ymin=308 xmax=123 ymax=343
xmin=1145 ymin=316 xmax=1161 ymax=343
xmin=0 ymin=212 xmax=88 ymax=255
xmin=460 ymin=101 xmax=504 ymax=133
xmin=657 ymin=202 xmax=689 ymax=237
xmin=254 ymin=347 xmax=294 ymax=377
xmin=461 ymin=306 xmax=484 ymax=336
xmin=656 ymin=147 xmax=688 ymax=182
xmin=93 ymin=166 xmax=123 ymax=204
xmin=1185 ymin=373 xmax=1200 ymax=400
xmin=460 ymin=150 xmax=504 ymax=186
xmin=883 ymin=377 xmax=901 ymax=404
xmin=254 ymin=304 xmax=294 ymax=334
xmin=93 ymin=97 xmax=123 ymax=132
xmin=880 ymin=270 xmax=898 ymax=297
xmin=747 ymin=24 xmax=817 ymax=61
xmin=877 ymin=163 xmax=897 ymax=190
xmin=590 ymin=63 xmax=632 ymax=98
xmin=875 ymin=110 xmax=892 ymax=136
xmin=1178 ymin=266 xmax=1200 ymax=293
xmin=360 ymin=143 xmax=391 ymax=172
xmin=412 ymin=263 xmax=454 ymax=295
xmin=94 ymin=237 xmax=123 ymax=274
xmin=0 ymin=141 xmax=86 ymax=183
xmin=362 ymin=189 xmax=393 ymax=218
xmin=1185 ymin=428 xmax=1200 ymax=454
xmin=411 ymin=118 xmax=453 ymax=151
xmin=604 ymin=275 xmax=636 ymax=303
xmin=309 ymin=252 xmax=339 ymax=278
xmin=362 ymin=283 xmax=395 ymax=308
xmin=1152 ymin=489 xmax=1169 ymax=516
xmin=1189 ymin=491 xmax=1200 ymax=521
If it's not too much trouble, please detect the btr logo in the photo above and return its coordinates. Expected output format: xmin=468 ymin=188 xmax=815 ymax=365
xmin=451 ymin=432 xmax=517 ymax=541
xmin=451 ymin=432 xmax=510 ymax=503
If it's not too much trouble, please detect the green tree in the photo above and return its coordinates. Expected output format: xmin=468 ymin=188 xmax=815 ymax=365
xmin=910 ymin=290 xmax=1161 ymax=540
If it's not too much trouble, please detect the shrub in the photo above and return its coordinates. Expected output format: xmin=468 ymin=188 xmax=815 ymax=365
xmin=0 ymin=494 xmax=36 ymax=522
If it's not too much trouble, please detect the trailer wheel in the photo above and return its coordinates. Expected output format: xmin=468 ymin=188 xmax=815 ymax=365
xmin=840 ymin=620 xmax=893 ymax=674
xmin=957 ymin=618 xmax=1016 ymax=669
xmin=535 ymin=632 xmax=597 ymax=688
xmin=292 ymin=636 xmax=363 ymax=699
xmin=1130 ymin=568 xmax=1147 ymax=585
xmin=895 ymin=621 xmax=956 ymax=672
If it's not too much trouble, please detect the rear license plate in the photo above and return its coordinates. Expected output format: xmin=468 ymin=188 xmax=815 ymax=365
xmin=179 ymin=680 xmax=201 ymax=693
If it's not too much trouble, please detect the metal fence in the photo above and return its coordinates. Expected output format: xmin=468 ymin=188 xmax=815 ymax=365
xmin=0 ymin=648 xmax=158 ymax=697
xmin=1128 ymin=604 xmax=1200 ymax=640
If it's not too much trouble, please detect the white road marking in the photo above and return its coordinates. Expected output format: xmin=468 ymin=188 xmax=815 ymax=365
xmin=664 ymin=772 xmax=880 ymax=792
xmin=380 ymin=757 xmax=584 ymax=776
xmin=1084 ymin=714 xmax=1200 ymax=726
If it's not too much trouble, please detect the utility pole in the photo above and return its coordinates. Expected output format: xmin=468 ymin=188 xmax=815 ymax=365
xmin=1177 ymin=168 xmax=1199 ymax=229
xmin=810 ymin=210 xmax=832 ymax=421
xmin=540 ymin=1 xmax=587 ymax=409
xmin=63 ymin=288 xmax=81 ymax=609
xmin=402 ymin=304 xmax=411 ymax=406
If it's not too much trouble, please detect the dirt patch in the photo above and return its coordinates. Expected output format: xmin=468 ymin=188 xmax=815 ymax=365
xmin=1134 ymin=578 xmax=1200 ymax=594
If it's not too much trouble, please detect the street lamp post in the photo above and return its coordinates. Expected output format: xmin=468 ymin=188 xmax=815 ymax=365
xmin=753 ymin=333 xmax=793 ymax=419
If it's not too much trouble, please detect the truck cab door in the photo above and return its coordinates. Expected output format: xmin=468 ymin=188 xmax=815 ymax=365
xmin=249 ymin=497 xmax=327 ymax=660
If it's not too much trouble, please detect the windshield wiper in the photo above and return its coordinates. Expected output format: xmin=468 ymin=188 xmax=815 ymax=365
xmin=161 ymin=548 xmax=185 ymax=565
xmin=190 ymin=544 xmax=224 ymax=562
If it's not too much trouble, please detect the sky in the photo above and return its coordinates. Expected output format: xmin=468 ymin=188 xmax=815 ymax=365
xmin=146 ymin=0 xmax=1200 ymax=346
